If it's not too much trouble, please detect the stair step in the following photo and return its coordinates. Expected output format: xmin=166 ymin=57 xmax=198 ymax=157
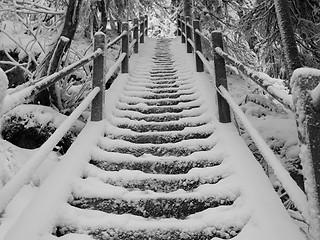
xmin=89 ymin=176 xmax=223 ymax=193
xmin=114 ymin=113 xmax=201 ymax=122
xmin=116 ymin=122 xmax=207 ymax=132
xmin=121 ymin=98 xmax=196 ymax=106
xmin=70 ymin=196 xmax=234 ymax=219
xmin=137 ymin=93 xmax=194 ymax=100
xmin=117 ymin=105 xmax=200 ymax=114
xmin=106 ymin=132 xmax=213 ymax=144
xmin=98 ymin=145 xmax=213 ymax=157
xmin=90 ymin=150 xmax=222 ymax=174
xmin=55 ymin=225 xmax=240 ymax=240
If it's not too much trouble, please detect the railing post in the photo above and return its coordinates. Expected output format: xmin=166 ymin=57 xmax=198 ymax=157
xmin=186 ymin=16 xmax=192 ymax=53
xmin=133 ymin=18 xmax=139 ymax=53
xmin=144 ymin=14 xmax=148 ymax=36
xmin=121 ymin=22 xmax=129 ymax=73
xmin=291 ymin=69 xmax=320 ymax=240
xmin=193 ymin=20 xmax=203 ymax=72
xmin=211 ymin=31 xmax=231 ymax=123
xmin=177 ymin=14 xmax=181 ymax=36
xmin=184 ymin=0 xmax=192 ymax=17
xmin=140 ymin=16 xmax=145 ymax=43
xmin=181 ymin=16 xmax=186 ymax=43
xmin=91 ymin=32 xmax=106 ymax=121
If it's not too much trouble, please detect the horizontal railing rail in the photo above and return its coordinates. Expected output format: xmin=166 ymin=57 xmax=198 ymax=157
xmin=214 ymin=47 xmax=294 ymax=111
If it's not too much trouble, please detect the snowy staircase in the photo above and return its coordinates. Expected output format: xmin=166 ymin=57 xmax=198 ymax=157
xmin=55 ymin=38 xmax=239 ymax=239
xmin=48 ymin=38 xmax=305 ymax=240
xmin=4 ymin=37 xmax=304 ymax=240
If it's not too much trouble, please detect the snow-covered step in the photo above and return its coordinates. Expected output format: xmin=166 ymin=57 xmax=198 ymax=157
xmin=112 ymin=106 xmax=207 ymax=122
xmin=83 ymin=163 xmax=227 ymax=193
xmin=70 ymin=177 xmax=238 ymax=219
xmin=104 ymin=121 xmax=214 ymax=144
xmin=54 ymin=202 xmax=246 ymax=239
xmin=90 ymin=146 xmax=224 ymax=174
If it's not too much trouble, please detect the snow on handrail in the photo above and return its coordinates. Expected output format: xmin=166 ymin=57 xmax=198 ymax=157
xmin=214 ymin=47 xmax=294 ymax=111
xmin=195 ymin=29 xmax=211 ymax=45
xmin=105 ymin=52 xmax=127 ymax=84
xmin=0 ymin=87 xmax=100 ymax=215
xmin=129 ymin=38 xmax=137 ymax=51
xmin=187 ymin=38 xmax=195 ymax=49
xmin=218 ymin=85 xmax=308 ymax=219
xmin=2 ymin=48 xmax=103 ymax=114
xmin=106 ymin=30 xmax=128 ymax=49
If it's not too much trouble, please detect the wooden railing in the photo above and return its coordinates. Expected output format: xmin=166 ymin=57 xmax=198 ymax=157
xmin=0 ymin=15 xmax=148 ymax=215
xmin=177 ymin=14 xmax=320 ymax=239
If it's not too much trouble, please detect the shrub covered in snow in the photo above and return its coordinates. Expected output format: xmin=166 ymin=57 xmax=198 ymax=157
xmin=1 ymin=104 xmax=85 ymax=153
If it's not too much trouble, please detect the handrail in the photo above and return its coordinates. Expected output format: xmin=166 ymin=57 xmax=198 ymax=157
xmin=106 ymin=30 xmax=128 ymax=49
xmin=129 ymin=38 xmax=137 ymax=52
xmin=2 ymin=48 xmax=103 ymax=114
xmin=197 ymin=45 xmax=308 ymax=221
xmin=195 ymin=29 xmax=210 ymax=43
xmin=187 ymin=38 xmax=195 ymax=49
xmin=214 ymin=47 xmax=294 ymax=111
xmin=219 ymin=85 xmax=308 ymax=218
xmin=105 ymin=52 xmax=127 ymax=83
xmin=0 ymin=87 xmax=100 ymax=214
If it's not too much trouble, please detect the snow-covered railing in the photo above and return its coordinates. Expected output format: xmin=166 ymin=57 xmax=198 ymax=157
xmin=214 ymin=47 xmax=294 ymax=111
xmin=291 ymin=68 xmax=320 ymax=239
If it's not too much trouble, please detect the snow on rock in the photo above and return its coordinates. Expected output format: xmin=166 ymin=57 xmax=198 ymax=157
xmin=2 ymin=104 xmax=85 ymax=135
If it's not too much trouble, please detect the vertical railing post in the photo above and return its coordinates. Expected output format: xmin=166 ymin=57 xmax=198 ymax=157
xmin=184 ymin=0 xmax=192 ymax=17
xmin=91 ymin=32 xmax=106 ymax=121
xmin=121 ymin=22 xmax=129 ymax=73
xmin=186 ymin=16 xmax=192 ymax=53
xmin=291 ymin=69 xmax=320 ymax=240
xmin=211 ymin=31 xmax=231 ymax=123
xmin=193 ymin=20 xmax=203 ymax=72
xmin=181 ymin=16 xmax=186 ymax=43
xmin=140 ymin=16 xmax=145 ymax=43
xmin=177 ymin=14 xmax=181 ymax=36
xmin=133 ymin=18 xmax=139 ymax=53
xmin=144 ymin=14 xmax=148 ymax=36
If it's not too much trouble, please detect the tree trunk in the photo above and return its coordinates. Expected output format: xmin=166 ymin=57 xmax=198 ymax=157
xmin=100 ymin=0 xmax=110 ymax=33
xmin=34 ymin=0 xmax=83 ymax=108
xmin=274 ymin=0 xmax=302 ymax=77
